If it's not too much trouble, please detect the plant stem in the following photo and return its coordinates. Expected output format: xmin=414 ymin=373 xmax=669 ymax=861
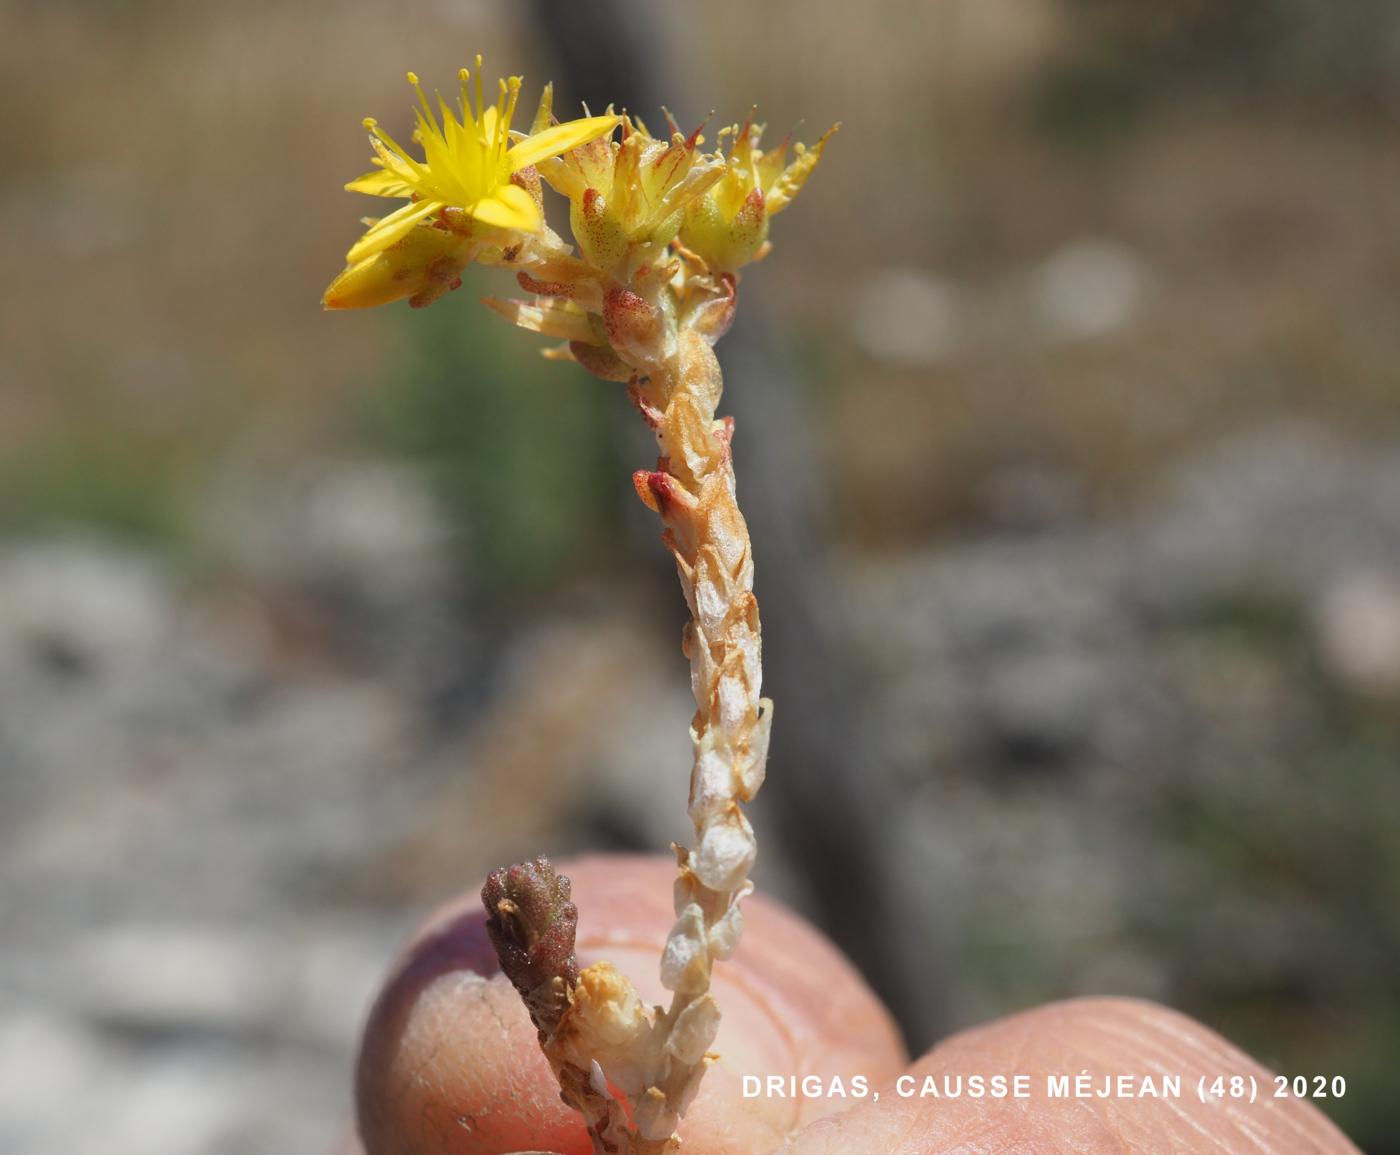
xmin=627 ymin=326 xmax=772 ymax=1149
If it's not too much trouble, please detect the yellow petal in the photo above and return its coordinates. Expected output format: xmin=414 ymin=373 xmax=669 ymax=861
xmin=507 ymin=114 xmax=619 ymax=172
xmin=346 ymin=199 xmax=441 ymax=263
xmin=470 ymin=182 xmax=540 ymax=231
xmin=346 ymin=168 xmax=413 ymax=197
xmin=480 ymin=104 xmax=501 ymax=147
xmin=323 ymin=254 xmax=405 ymax=310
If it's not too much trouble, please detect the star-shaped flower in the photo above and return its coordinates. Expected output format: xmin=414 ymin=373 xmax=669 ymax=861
xmin=340 ymin=60 xmax=618 ymax=266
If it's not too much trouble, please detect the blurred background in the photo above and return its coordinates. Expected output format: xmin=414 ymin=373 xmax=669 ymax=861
xmin=3 ymin=0 xmax=1399 ymax=1151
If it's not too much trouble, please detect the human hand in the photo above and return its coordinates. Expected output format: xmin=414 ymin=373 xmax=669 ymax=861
xmin=348 ymin=855 xmax=1358 ymax=1154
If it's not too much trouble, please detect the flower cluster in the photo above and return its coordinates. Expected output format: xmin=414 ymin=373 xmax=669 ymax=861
xmin=323 ymin=63 xmax=834 ymax=361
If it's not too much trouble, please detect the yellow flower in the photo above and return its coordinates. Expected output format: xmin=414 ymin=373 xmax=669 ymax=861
xmin=340 ymin=60 xmax=619 ymax=266
xmin=680 ymin=119 xmax=838 ymax=273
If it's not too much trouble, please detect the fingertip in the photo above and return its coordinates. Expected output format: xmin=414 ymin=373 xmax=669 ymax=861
xmin=786 ymin=997 xmax=1361 ymax=1155
xmin=355 ymin=901 xmax=585 ymax=1154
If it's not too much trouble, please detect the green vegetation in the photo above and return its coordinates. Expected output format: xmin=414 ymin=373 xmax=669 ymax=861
xmin=366 ymin=270 xmax=624 ymax=596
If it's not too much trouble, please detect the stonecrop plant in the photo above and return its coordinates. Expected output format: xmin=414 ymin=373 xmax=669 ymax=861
xmin=325 ymin=58 xmax=834 ymax=1155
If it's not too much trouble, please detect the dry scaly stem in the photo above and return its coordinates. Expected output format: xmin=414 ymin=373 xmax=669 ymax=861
xmin=624 ymin=323 xmax=772 ymax=1151
xmin=483 ymin=273 xmax=769 ymax=1155
xmin=325 ymin=66 xmax=833 ymax=1154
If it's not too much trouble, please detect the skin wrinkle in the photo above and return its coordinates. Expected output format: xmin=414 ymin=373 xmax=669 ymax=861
xmin=1252 ymin=1089 xmax=1337 ymax=1151
xmin=1263 ymin=1079 xmax=1344 ymax=1150
xmin=1226 ymin=1109 xmax=1281 ymax=1155
xmin=1146 ymin=1085 xmax=1232 ymax=1150
xmin=473 ymin=979 xmax=512 ymax=1038
xmin=709 ymin=963 xmax=804 ymax=1137
xmin=389 ymin=1023 xmax=446 ymax=1116
xmin=746 ymin=898 xmax=902 ymax=1065
xmin=1110 ymin=1000 xmax=1225 ymax=1059
xmin=770 ymin=999 xmax=1359 ymax=1155
xmin=1146 ymin=1083 xmax=1224 ymax=1151
xmin=408 ymin=993 xmax=471 ymax=1105
xmin=372 ymin=965 xmax=573 ymax=1152
xmin=1058 ymin=1008 xmax=1247 ymax=1155
xmin=1026 ymin=1095 xmax=1115 ymax=1155
xmin=419 ymin=1097 xmax=452 ymax=1155
xmin=869 ymin=1098 xmax=926 ymax=1155
xmin=389 ymin=979 xmax=484 ymax=1108
xmin=362 ymin=904 xmax=506 ymax=1138
xmin=1086 ymin=1014 xmax=1207 ymax=1076
xmin=1100 ymin=1003 xmax=1323 ymax=1154
xmin=390 ymin=1040 xmax=438 ymax=1107
xmin=1081 ymin=1009 xmax=1319 ymax=1155
xmin=1083 ymin=1019 xmax=1195 ymax=1150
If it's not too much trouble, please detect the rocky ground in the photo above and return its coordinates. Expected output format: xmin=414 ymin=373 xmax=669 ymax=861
xmin=3 ymin=424 xmax=1398 ymax=1153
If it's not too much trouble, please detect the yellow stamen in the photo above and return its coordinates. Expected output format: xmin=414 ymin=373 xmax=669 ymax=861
xmin=336 ymin=60 xmax=619 ymax=266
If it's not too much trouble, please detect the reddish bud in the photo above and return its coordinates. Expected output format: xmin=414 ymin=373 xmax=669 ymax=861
xmin=603 ymin=286 xmax=667 ymax=365
xmin=481 ymin=856 xmax=580 ymax=1037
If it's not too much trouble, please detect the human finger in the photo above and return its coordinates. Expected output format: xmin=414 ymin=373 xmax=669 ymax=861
xmin=781 ymin=996 xmax=1360 ymax=1154
xmin=354 ymin=853 xmax=906 ymax=1154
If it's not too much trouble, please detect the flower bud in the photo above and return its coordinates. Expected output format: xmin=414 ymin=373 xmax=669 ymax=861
xmin=681 ymin=185 xmax=767 ymax=273
xmin=570 ymin=187 xmax=630 ymax=275
xmin=322 ymin=223 xmax=470 ymax=310
xmin=679 ymin=120 xmax=837 ymax=272
xmin=603 ymin=285 xmax=673 ymax=366
xmin=480 ymin=855 xmax=580 ymax=1035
